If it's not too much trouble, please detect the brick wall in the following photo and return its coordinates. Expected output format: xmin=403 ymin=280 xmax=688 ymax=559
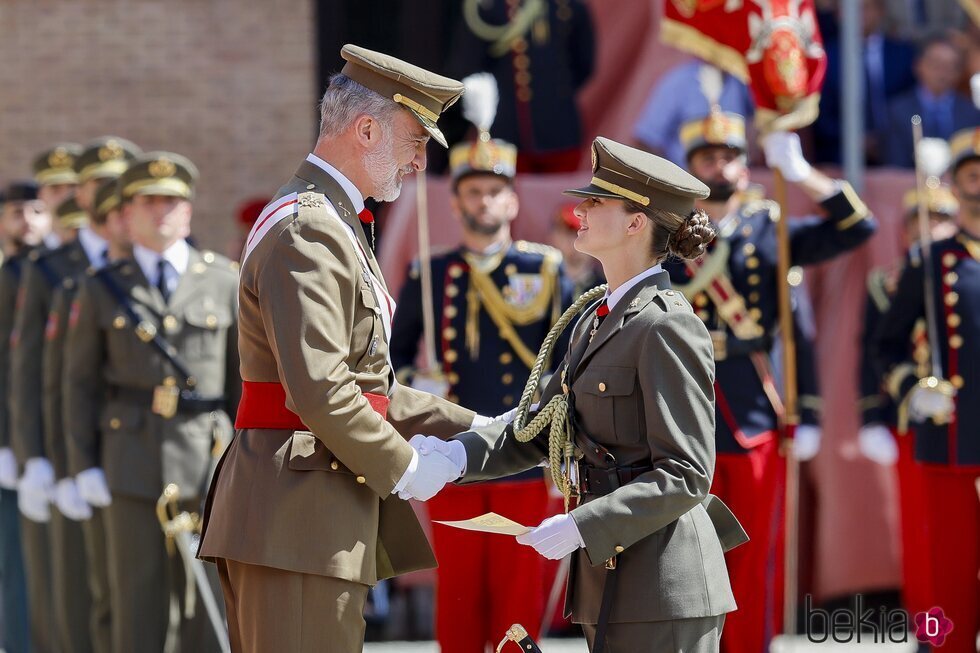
xmin=0 ymin=0 xmax=318 ymax=256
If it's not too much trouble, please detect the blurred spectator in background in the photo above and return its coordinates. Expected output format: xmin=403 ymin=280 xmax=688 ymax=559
xmin=633 ymin=60 xmax=754 ymax=166
xmin=884 ymin=35 xmax=980 ymax=168
xmin=548 ymin=203 xmax=602 ymax=296
xmin=813 ymin=0 xmax=916 ymax=165
xmin=883 ymin=0 xmax=967 ymax=42
xmin=447 ymin=0 xmax=595 ymax=173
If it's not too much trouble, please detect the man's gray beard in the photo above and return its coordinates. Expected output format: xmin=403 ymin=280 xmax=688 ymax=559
xmin=461 ymin=210 xmax=505 ymax=236
xmin=364 ymin=127 xmax=403 ymax=202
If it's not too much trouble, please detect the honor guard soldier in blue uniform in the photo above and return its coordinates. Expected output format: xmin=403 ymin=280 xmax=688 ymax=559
xmin=0 ymin=180 xmax=52 ymax=653
xmin=664 ymin=111 xmax=876 ymax=653
xmin=857 ymin=185 xmax=958 ymax=619
xmin=873 ymin=127 xmax=980 ymax=652
xmin=390 ymin=120 xmax=574 ymax=649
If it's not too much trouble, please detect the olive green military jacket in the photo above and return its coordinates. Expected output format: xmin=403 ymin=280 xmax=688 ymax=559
xmin=64 ymin=248 xmax=241 ymax=501
xmin=0 ymin=255 xmax=26 ymax=452
xmin=457 ymin=272 xmax=740 ymax=624
xmin=10 ymin=240 xmax=91 ymax=467
xmin=47 ymin=279 xmax=85 ymax=478
xmin=198 ymin=159 xmax=476 ymax=586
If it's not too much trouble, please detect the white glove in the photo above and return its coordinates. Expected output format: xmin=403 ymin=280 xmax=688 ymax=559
xmin=909 ymin=386 xmax=955 ymax=423
xmin=76 ymin=467 xmax=112 ymax=508
xmin=858 ymin=424 xmax=899 ymax=466
xmin=516 ymin=513 xmax=585 ymax=560
xmin=0 ymin=447 xmax=18 ymax=489
xmin=762 ymin=131 xmax=812 ymax=183
xmin=493 ymin=402 xmax=539 ymax=424
xmin=793 ymin=424 xmax=821 ymax=461
xmin=17 ymin=457 xmax=55 ymax=522
xmin=408 ymin=434 xmax=467 ymax=477
xmin=55 ymin=478 xmax=93 ymax=521
xmin=395 ymin=447 xmax=462 ymax=502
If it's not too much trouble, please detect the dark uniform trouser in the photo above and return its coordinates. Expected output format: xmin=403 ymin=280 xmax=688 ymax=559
xmin=82 ymin=508 xmax=112 ymax=653
xmin=20 ymin=516 xmax=56 ymax=652
xmin=216 ymin=558 xmax=369 ymax=653
xmin=583 ymin=615 xmax=726 ymax=653
xmin=50 ymin=511 xmax=93 ymax=653
xmin=105 ymin=495 xmax=223 ymax=653
xmin=0 ymin=488 xmax=30 ymax=653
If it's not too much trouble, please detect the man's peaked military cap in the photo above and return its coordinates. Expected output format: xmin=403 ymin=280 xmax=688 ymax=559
xmin=680 ymin=111 xmax=747 ymax=159
xmin=93 ymin=178 xmax=121 ymax=220
xmin=55 ymin=195 xmax=88 ymax=229
xmin=340 ymin=44 xmax=464 ymax=148
xmin=33 ymin=143 xmax=83 ymax=186
xmin=119 ymin=151 xmax=198 ymax=201
xmin=565 ymin=137 xmax=710 ymax=217
xmin=74 ymin=136 xmax=142 ymax=184
xmin=902 ymin=185 xmax=958 ymax=217
xmin=949 ymin=127 xmax=980 ymax=174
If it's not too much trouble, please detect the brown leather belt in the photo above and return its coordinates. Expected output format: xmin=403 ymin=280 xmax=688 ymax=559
xmin=580 ymin=463 xmax=654 ymax=496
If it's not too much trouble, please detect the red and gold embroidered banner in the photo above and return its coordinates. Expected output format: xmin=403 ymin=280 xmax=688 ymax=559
xmin=661 ymin=0 xmax=827 ymax=133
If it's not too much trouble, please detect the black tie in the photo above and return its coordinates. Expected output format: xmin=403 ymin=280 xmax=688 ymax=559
xmin=157 ymin=259 xmax=171 ymax=302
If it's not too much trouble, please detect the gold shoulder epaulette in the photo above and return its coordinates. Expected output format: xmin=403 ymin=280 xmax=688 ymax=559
xmin=515 ymin=241 xmax=563 ymax=262
xmin=740 ymin=199 xmax=779 ymax=222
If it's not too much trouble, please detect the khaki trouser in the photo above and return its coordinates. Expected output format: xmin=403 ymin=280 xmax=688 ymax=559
xmin=82 ymin=509 xmax=112 ymax=653
xmin=105 ymin=495 xmax=222 ymax=653
xmin=50 ymin=510 xmax=93 ymax=652
xmin=583 ymin=614 xmax=726 ymax=653
xmin=20 ymin=516 xmax=55 ymax=652
xmin=217 ymin=558 xmax=369 ymax=653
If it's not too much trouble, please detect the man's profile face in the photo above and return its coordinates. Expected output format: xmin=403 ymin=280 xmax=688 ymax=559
xmin=452 ymin=174 xmax=518 ymax=236
xmin=364 ymin=109 xmax=429 ymax=202
xmin=39 ymin=183 xmax=76 ymax=213
xmin=123 ymin=194 xmax=191 ymax=250
xmin=688 ymin=146 xmax=746 ymax=202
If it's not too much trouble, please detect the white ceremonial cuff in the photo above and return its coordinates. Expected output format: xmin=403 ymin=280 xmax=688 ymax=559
xmin=392 ymin=447 xmax=419 ymax=494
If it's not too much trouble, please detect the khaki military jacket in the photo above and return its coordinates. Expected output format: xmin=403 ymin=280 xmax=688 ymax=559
xmin=10 ymin=240 xmax=91 ymax=468
xmin=198 ymin=159 xmax=476 ymax=585
xmin=457 ymin=271 xmax=739 ymax=624
xmin=0 ymin=254 xmax=28 ymax=451
xmin=64 ymin=248 xmax=241 ymax=500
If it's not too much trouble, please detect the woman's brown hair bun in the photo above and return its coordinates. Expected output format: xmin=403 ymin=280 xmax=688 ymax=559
xmin=666 ymin=209 xmax=716 ymax=260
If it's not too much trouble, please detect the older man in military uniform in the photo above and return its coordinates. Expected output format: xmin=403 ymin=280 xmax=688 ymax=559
xmin=873 ymin=128 xmax=980 ymax=652
xmin=199 ymin=45 xmax=491 ymax=652
xmin=390 ymin=128 xmax=574 ymax=650
xmin=11 ymin=137 xmax=139 ymax=653
xmin=0 ymin=180 xmax=52 ymax=653
xmin=65 ymin=152 xmax=240 ymax=653
xmin=663 ymin=112 xmax=876 ymax=653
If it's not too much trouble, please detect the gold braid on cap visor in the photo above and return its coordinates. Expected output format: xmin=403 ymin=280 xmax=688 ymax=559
xmin=392 ymin=93 xmax=439 ymax=123
xmin=589 ymin=176 xmax=650 ymax=206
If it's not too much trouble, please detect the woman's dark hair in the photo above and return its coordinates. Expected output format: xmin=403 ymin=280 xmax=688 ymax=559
xmin=623 ymin=200 xmax=717 ymax=260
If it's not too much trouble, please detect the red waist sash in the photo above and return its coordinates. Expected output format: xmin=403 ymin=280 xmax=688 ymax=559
xmin=235 ymin=381 xmax=389 ymax=430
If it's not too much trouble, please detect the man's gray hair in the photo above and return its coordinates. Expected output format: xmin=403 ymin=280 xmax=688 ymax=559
xmin=318 ymin=73 xmax=400 ymax=139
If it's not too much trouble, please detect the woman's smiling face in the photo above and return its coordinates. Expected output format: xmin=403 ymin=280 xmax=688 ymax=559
xmin=572 ymin=196 xmax=633 ymax=258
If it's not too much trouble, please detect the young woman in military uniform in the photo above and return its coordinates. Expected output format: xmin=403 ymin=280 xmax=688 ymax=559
xmin=415 ymin=137 xmax=746 ymax=653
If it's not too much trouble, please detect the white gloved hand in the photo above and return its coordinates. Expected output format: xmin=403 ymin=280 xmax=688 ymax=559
xmin=17 ymin=457 xmax=55 ymax=522
xmin=408 ymin=435 xmax=467 ymax=477
xmin=0 ymin=447 xmax=18 ymax=489
xmin=909 ymin=386 xmax=955 ymax=423
xmin=55 ymin=478 xmax=93 ymax=521
xmin=76 ymin=468 xmax=112 ymax=508
xmin=762 ymin=131 xmax=813 ymax=183
xmin=858 ymin=424 xmax=899 ymax=466
xmin=493 ymin=402 xmax=540 ymax=424
xmin=793 ymin=424 xmax=821 ymax=461
xmin=516 ymin=513 xmax=585 ymax=560
xmin=396 ymin=447 xmax=462 ymax=502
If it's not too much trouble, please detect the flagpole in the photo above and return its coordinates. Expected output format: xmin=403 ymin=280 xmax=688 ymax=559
xmin=775 ymin=167 xmax=801 ymax=636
